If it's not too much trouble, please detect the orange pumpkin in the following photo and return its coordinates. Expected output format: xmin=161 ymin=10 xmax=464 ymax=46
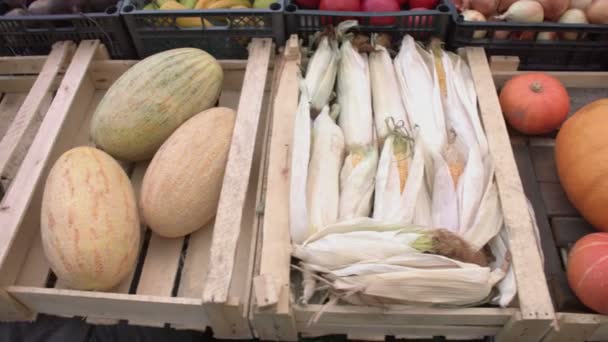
xmin=499 ymin=73 xmax=570 ymax=134
xmin=556 ymin=99 xmax=608 ymax=232
xmin=567 ymin=233 xmax=608 ymax=314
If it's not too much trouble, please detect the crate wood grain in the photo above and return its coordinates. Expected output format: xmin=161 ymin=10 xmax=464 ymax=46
xmin=491 ymin=62 xmax=608 ymax=342
xmin=249 ymin=42 xmax=554 ymax=341
xmin=0 ymin=38 xmax=274 ymax=338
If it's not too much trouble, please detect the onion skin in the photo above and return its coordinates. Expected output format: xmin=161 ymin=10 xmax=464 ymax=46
xmin=570 ymin=0 xmax=592 ymax=9
xmin=559 ymin=9 xmax=588 ymax=40
xmin=587 ymin=0 xmax=608 ymax=24
xmin=495 ymin=0 xmax=544 ymax=23
xmin=536 ymin=0 xmax=570 ymax=21
xmin=463 ymin=9 xmax=488 ymax=38
xmin=471 ymin=0 xmax=498 ymax=16
xmin=497 ymin=0 xmax=518 ymax=12
xmin=537 ymin=31 xmax=557 ymax=40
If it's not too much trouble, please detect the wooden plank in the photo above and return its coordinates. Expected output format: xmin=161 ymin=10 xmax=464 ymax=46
xmin=551 ymin=217 xmax=594 ymax=248
xmin=530 ymin=145 xmax=559 ymax=183
xmin=256 ymin=35 xmax=300 ymax=314
xmin=0 ymin=42 xmax=73 ymax=186
xmin=493 ymin=71 xmax=608 ymax=89
xmin=202 ymin=38 xmax=273 ymax=304
xmin=298 ymin=322 xmax=500 ymax=340
xmin=0 ymin=75 xmax=63 ymax=93
xmin=0 ymin=41 xmax=101 ymax=320
xmin=512 ymin=144 xmax=581 ymax=312
xmin=295 ymin=306 xmax=516 ymax=326
xmin=542 ymin=313 xmax=607 ymax=342
xmin=496 ymin=312 xmax=551 ymax=342
xmin=466 ymin=47 xmax=555 ymax=329
xmin=0 ymin=56 xmax=47 ymax=75
xmin=0 ymin=94 xmax=27 ymax=140
xmin=490 ymin=56 xmax=520 ymax=72
xmin=540 ymin=182 xmax=578 ymax=217
xmin=7 ymin=286 xmax=208 ymax=327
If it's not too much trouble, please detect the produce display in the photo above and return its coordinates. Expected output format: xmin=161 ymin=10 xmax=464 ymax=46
xmin=41 ymin=147 xmax=140 ymax=291
xmin=41 ymin=48 xmax=234 ymax=291
xmin=140 ymin=107 xmax=236 ymax=238
xmin=499 ymin=73 xmax=570 ymax=134
xmin=1 ymin=0 xmax=119 ymax=15
xmin=289 ymin=21 xmax=526 ymax=308
xmin=567 ymin=233 xmax=608 ymax=315
xmin=555 ymin=99 xmax=608 ymax=232
xmin=138 ymin=0 xmax=277 ymax=10
xmin=90 ymin=48 xmax=223 ymax=162
xmin=455 ymin=0 xmax=608 ymax=40
xmin=294 ymin=0 xmax=440 ymax=11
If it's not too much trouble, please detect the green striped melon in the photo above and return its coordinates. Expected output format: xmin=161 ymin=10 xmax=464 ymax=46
xmin=41 ymin=147 xmax=140 ymax=291
xmin=90 ymin=48 xmax=223 ymax=162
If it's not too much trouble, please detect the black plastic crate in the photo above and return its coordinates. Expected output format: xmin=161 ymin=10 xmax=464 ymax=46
xmin=446 ymin=1 xmax=608 ymax=71
xmin=0 ymin=1 xmax=135 ymax=59
xmin=121 ymin=0 xmax=285 ymax=59
xmin=284 ymin=1 xmax=452 ymax=45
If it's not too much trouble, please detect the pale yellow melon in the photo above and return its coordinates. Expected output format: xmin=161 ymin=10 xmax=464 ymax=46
xmin=140 ymin=107 xmax=236 ymax=238
xmin=41 ymin=146 xmax=140 ymax=291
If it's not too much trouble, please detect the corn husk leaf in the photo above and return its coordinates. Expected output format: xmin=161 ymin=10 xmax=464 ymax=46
xmin=430 ymin=131 xmax=466 ymax=232
xmin=307 ymin=105 xmax=345 ymax=235
xmin=369 ymin=34 xmax=409 ymax=145
xmin=463 ymin=170 xmax=502 ymax=251
xmin=394 ymin=35 xmax=447 ymax=154
xmin=337 ymin=35 xmax=374 ymax=150
xmin=339 ymin=145 xmax=378 ymax=220
xmin=305 ymin=36 xmax=339 ymax=113
xmin=489 ymin=228 xmax=515 ymax=307
xmin=373 ymin=130 xmax=426 ymax=225
xmin=289 ymin=79 xmax=313 ymax=244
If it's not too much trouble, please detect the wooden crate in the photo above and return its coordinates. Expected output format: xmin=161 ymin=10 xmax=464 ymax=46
xmin=0 ymin=42 xmax=74 ymax=201
xmin=0 ymin=38 xmax=275 ymax=339
xmin=250 ymin=40 xmax=555 ymax=341
xmin=490 ymin=59 xmax=608 ymax=342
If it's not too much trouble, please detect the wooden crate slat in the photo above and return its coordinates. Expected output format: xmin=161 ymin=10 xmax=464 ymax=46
xmin=551 ymin=217 xmax=595 ymax=248
xmin=530 ymin=145 xmax=559 ymax=183
xmin=203 ymin=38 xmax=273 ymax=305
xmin=7 ymin=286 xmax=207 ymax=326
xmin=540 ymin=183 xmax=578 ymax=217
xmin=0 ymin=94 xmax=28 ymax=140
xmin=466 ymin=47 xmax=554 ymax=327
xmin=0 ymin=42 xmax=74 ymax=185
xmin=493 ymin=71 xmax=608 ymax=89
xmin=512 ymin=144 xmax=581 ymax=312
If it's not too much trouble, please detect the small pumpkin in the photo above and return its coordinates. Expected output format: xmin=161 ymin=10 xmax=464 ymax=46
xmin=556 ymin=99 xmax=608 ymax=232
xmin=499 ymin=73 xmax=570 ymax=135
xmin=567 ymin=233 xmax=608 ymax=314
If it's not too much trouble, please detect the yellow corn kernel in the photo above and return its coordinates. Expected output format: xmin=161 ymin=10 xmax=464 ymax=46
xmin=448 ymin=162 xmax=465 ymax=189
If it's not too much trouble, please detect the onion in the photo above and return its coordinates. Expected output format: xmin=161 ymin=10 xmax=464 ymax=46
xmin=471 ymin=0 xmax=498 ymax=16
xmin=537 ymin=31 xmax=557 ymax=40
xmin=462 ymin=9 xmax=488 ymax=38
xmin=559 ymin=8 xmax=588 ymax=40
xmin=536 ymin=0 xmax=570 ymax=21
xmin=453 ymin=0 xmax=471 ymax=10
xmin=497 ymin=0 xmax=518 ymax=12
xmin=495 ymin=0 xmax=544 ymax=22
xmin=587 ymin=0 xmax=608 ymax=24
xmin=570 ymin=0 xmax=592 ymax=9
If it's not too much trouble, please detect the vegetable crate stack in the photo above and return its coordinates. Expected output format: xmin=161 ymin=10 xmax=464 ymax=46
xmin=0 ymin=38 xmax=274 ymax=338
xmin=447 ymin=0 xmax=608 ymax=71
xmin=0 ymin=1 xmax=135 ymax=59
xmin=489 ymin=58 xmax=608 ymax=342
xmin=284 ymin=0 xmax=453 ymax=45
xmin=121 ymin=0 xmax=285 ymax=59
xmin=251 ymin=28 xmax=554 ymax=341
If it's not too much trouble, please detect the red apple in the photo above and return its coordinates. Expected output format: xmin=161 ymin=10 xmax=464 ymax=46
xmin=319 ymin=0 xmax=361 ymax=11
xmin=362 ymin=0 xmax=400 ymax=25
xmin=408 ymin=7 xmax=434 ymax=26
xmin=294 ymin=0 xmax=320 ymax=9
xmin=409 ymin=0 xmax=438 ymax=9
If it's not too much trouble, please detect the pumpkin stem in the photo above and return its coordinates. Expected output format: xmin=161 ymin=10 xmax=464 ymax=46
xmin=530 ymin=81 xmax=543 ymax=93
